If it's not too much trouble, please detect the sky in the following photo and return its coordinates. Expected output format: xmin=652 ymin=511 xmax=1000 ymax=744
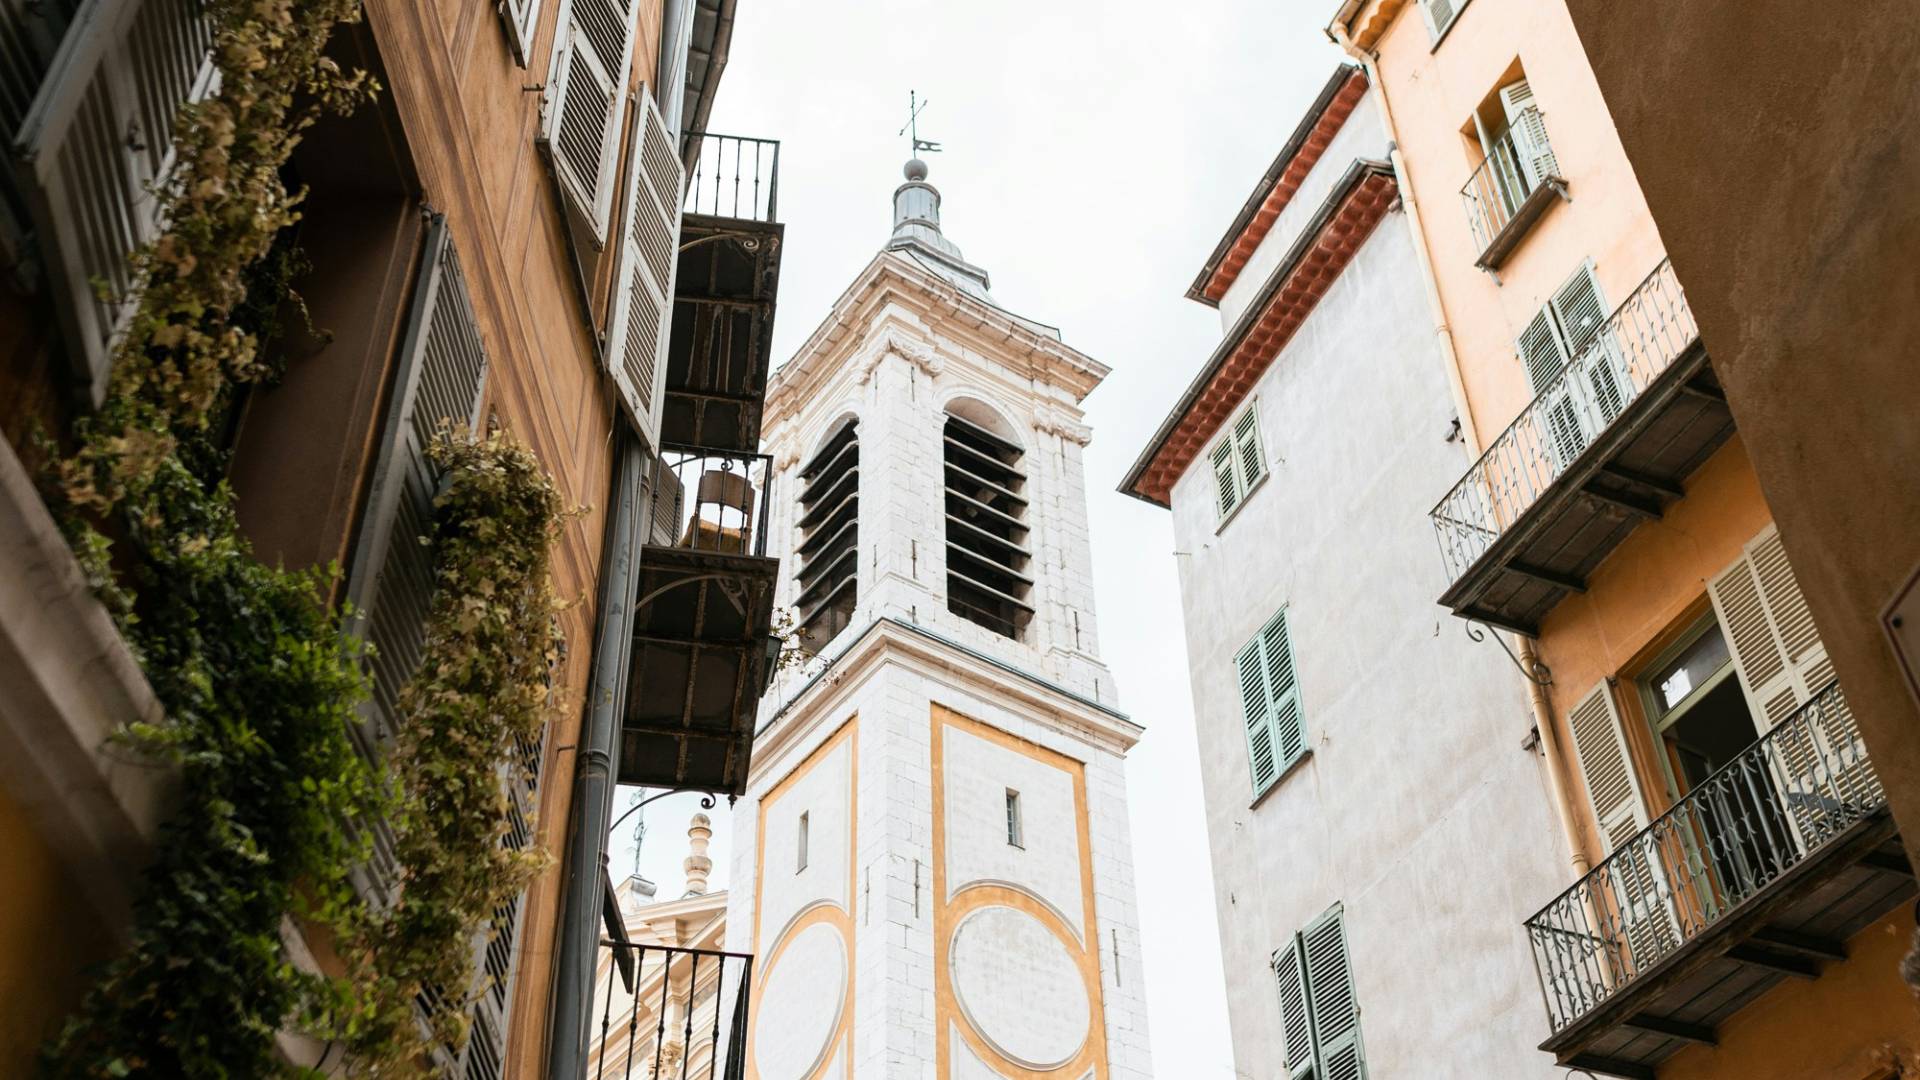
xmin=619 ymin=3 xmax=1341 ymax=1076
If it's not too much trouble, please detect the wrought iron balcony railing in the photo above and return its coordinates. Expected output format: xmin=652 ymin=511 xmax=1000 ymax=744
xmin=590 ymin=942 xmax=752 ymax=1080
xmin=650 ymin=445 xmax=774 ymax=558
xmin=1460 ymin=107 xmax=1562 ymax=260
xmin=1429 ymin=259 xmax=1698 ymax=587
xmin=1525 ymin=681 xmax=1883 ymax=1034
xmin=682 ymin=131 xmax=779 ymax=223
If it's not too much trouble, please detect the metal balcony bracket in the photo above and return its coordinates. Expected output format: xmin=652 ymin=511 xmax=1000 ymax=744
xmin=678 ymin=229 xmax=775 ymax=255
xmin=1464 ymin=619 xmax=1554 ymax=684
xmin=1565 ymin=1054 xmax=1656 ymax=1080
xmin=1620 ymin=1014 xmax=1717 ymax=1047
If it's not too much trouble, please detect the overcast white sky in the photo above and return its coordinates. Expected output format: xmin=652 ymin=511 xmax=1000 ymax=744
xmin=619 ymin=4 xmax=1341 ymax=1075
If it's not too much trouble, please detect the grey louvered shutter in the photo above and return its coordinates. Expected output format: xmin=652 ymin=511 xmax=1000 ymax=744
xmin=1237 ymin=636 xmax=1277 ymax=794
xmin=1302 ymin=908 xmax=1364 ymax=1080
xmin=1232 ymin=404 xmax=1265 ymax=493
xmin=542 ymin=0 xmax=638 ymax=245
xmin=604 ymin=85 xmax=681 ymax=448
xmin=15 ymin=0 xmax=215 ymax=405
xmin=1211 ymin=439 xmax=1238 ymax=519
xmin=1272 ymin=937 xmax=1315 ymax=1080
xmin=1260 ymin=608 xmax=1307 ymax=769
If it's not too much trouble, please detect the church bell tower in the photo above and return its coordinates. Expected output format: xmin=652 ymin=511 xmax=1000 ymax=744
xmin=724 ymin=159 xmax=1154 ymax=1080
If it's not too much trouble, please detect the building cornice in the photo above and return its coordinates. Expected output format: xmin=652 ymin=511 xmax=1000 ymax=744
xmin=1327 ymin=0 xmax=1411 ymax=53
xmin=1124 ymin=160 xmax=1399 ymax=507
xmin=764 ymin=252 xmax=1110 ymax=431
xmin=750 ymin=617 xmax=1141 ymax=786
xmin=1188 ymin=65 xmax=1370 ymax=306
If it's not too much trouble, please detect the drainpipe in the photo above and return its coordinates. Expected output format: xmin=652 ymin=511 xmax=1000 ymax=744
xmin=547 ymin=431 xmax=646 ymax=1079
xmin=1331 ymin=23 xmax=1590 ymax=877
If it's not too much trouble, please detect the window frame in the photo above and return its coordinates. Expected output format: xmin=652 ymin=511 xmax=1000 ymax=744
xmin=796 ymin=810 xmax=809 ymax=873
xmin=1211 ymin=399 xmax=1269 ymax=529
xmin=1005 ymin=788 xmax=1024 ymax=849
xmin=1271 ymin=904 xmax=1366 ymax=1080
xmin=1238 ymin=605 xmax=1311 ymax=802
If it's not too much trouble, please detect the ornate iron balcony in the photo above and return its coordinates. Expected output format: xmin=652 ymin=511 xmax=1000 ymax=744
xmin=1526 ymin=680 xmax=1885 ymax=1037
xmin=683 ymin=131 xmax=780 ymax=224
xmin=651 ymin=445 xmax=775 ymax=558
xmin=590 ymin=942 xmax=753 ymax=1080
xmin=1430 ymin=259 xmax=1699 ymax=594
xmin=1460 ymin=106 xmax=1566 ymax=268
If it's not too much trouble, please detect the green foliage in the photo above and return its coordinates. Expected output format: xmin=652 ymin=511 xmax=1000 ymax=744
xmin=345 ymin=429 xmax=569 ymax=1070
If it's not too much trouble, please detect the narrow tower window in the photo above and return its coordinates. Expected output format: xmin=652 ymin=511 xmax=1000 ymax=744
xmin=795 ymin=418 xmax=859 ymax=650
xmin=943 ymin=410 xmax=1033 ymax=639
xmin=796 ymin=811 xmax=810 ymax=873
xmin=1005 ymin=789 xmax=1024 ymax=849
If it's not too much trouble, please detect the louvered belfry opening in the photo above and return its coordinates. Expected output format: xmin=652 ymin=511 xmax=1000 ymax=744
xmin=795 ymin=418 xmax=858 ymax=651
xmin=943 ymin=412 xmax=1033 ymax=639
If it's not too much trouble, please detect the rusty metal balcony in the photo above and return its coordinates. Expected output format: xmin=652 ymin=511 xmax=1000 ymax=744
xmin=665 ymin=132 xmax=782 ymax=455
xmin=1430 ymin=260 xmax=1734 ymax=635
xmin=1461 ymin=106 xmax=1568 ymax=270
xmin=620 ymin=445 xmax=779 ymax=796
xmin=1526 ymin=682 xmax=1912 ymax=1078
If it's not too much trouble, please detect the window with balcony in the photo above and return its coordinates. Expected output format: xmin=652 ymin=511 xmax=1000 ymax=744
xmin=1518 ymin=260 xmax=1630 ymax=467
xmin=1210 ymin=402 xmax=1266 ymax=525
xmin=1528 ymin=525 xmax=1900 ymax=1074
xmin=1460 ymin=71 xmax=1566 ymax=269
xmin=1273 ymin=906 xmax=1365 ymax=1080
xmin=944 ymin=408 xmax=1033 ymax=640
xmin=1237 ymin=606 xmax=1307 ymax=798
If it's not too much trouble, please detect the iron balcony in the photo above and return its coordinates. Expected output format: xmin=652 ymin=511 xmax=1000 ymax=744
xmin=1428 ymin=259 xmax=1735 ymax=635
xmin=1460 ymin=106 xmax=1568 ymax=270
xmin=590 ymin=941 xmax=753 ymax=1080
xmin=1526 ymin=681 xmax=1912 ymax=1078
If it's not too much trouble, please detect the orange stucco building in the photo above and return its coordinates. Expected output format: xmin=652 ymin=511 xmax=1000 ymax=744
xmin=1328 ymin=0 xmax=1919 ymax=1075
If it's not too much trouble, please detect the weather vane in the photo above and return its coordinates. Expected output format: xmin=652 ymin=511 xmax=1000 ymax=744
xmin=899 ymin=89 xmax=942 ymax=156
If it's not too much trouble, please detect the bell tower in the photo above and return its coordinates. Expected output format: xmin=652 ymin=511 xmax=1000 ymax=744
xmin=724 ymin=160 xmax=1154 ymax=1080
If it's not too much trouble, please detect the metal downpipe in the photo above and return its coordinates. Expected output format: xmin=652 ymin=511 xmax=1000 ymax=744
xmin=1330 ymin=23 xmax=1589 ymax=876
xmin=546 ymin=431 xmax=646 ymax=1079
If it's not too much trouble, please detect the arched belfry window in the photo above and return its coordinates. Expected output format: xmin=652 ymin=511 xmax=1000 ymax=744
xmin=943 ymin=408 xmax=1033 ymax=639
xmin=795 ymin=418 xmax=859 ymax=650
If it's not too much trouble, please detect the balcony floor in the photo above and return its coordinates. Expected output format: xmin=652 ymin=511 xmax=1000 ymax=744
xmin=1547 ymin=814 xmax=1914 ymax=1079
xmin=1442 ymin=344 xmax=1733 ymax=636
xmin=663 ymin=213 xmax=783 ymax=454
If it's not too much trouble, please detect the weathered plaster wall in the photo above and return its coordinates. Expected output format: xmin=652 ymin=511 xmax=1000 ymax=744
xmin=0 ymin=786 xmax=109 ymax=1076
xmin=1561 ymin=0 xmax=1920 ymax=871
xmin=1168 ymin=215 xmax=1567 ymax=1078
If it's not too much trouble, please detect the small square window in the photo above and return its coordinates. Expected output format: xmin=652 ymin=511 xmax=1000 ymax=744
xmin=796 ymin=811 xmax=809 ymax=873
xmin=1005 ymin=789 xmax=1024 ymax=849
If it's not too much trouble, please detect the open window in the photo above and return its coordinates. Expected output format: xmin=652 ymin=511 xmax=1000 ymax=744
xmin=1459 ymin=64 xmax=1567 ymax=268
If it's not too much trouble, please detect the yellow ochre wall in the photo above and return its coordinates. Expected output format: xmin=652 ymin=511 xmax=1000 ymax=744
xmin=0 ymin=786 xmax=112 ymax=1074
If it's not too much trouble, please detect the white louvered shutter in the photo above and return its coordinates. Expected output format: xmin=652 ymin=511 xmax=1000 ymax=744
xmin=1708 ymin=524 xmax=1834 ymax=731
xmin=1551 ymin=264 xmax=1630 ymax=428
xmin=16 ymin=0 xmax=215 ymax=405
xmin=1566 ymin=681 xmax=1677 ymax=970
xmin=542 ymin=0 xmax=638 ymax=245
xmin=1260 ymin=609 xmax=1307 ymax=767
xmin=1237 ymin=637 xmax=1277 ymax=794
xmin=604 ymin=85 xmax=681 ymax=448
xmin=1499 ymin=78 xmax=1560 ymax=187
xmin=1273 ymin=938 xmax=1315 ymax=1080
xmin=501 ymin=0 xmax=541 ymax=65
xmin=1233 ymin=405 xmax=1266 ymax=493
xmin=1302 ymin=909 xmax=1364 ymax=1080
xmin=1211 ymin=440 xmax=1239 ymax=518
xmin=1549 ymin=264 xmax=1608 ymax=359
xmin=343 ymin=219 xmax=490 ymax=906
xmin=1520 ymin=307 xmax=1584 ymax=465
xmin=1420 ymin=0 xmax=1457 ymax=37
xmin=1567 ymin=681 xmax=1649 ymax=854
xmin=1519 ymin=307 xmax=1569 ymax=392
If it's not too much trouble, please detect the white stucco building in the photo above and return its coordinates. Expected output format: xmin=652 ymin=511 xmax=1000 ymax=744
xmin=722 ymin=160 xmax=1153 ymax=1080
xmin=1120 ymin=66 xmax=1572 ymax=1080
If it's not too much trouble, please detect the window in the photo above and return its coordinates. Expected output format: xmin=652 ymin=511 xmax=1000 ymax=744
xmin=1236 ymin=607 xmax=1308 ymax=797
xmin=1517 ymin=261 xmax=1628 ymax=465
xmin=1273 ymin=906 xmax=1365 ymax=1080
xmin=1417 ymin=0 xmax=1469 ymax=43
xmin=796 ymin=811 xmax=809 ymax=873
xmin=1210 ymin=403 xmax=1266 ymax=523
xmin=1005 ymin=789 xmax=1024 ymax=849
xmin=944 ymin=409 xmax=1034 ymax=639
xmin=795 ymin=418 xmax=859 ymax=650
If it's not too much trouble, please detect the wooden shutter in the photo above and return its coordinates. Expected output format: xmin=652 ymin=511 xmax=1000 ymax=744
xmin=604 ymin=85 xmax=682 ymax=448
xmin=1302 ymin=908 xmax=1364 ymax=1080
xmin=1566 ymin=681 xmax=1649 ymax=852
xmin=1211 ymin=440 xmax=1239 ymax=518
xmin=1272 ymin=937 xmax=1315 ymax=1080
xmin=1237 ymin=637 xmax=1278 ymax=794
xmin=1233 ymin=404 xmax=1265 ymax=492
xmin=1260 ymin=608 xmax=1307 ymax=767
xmin=1566 ymin=680 xmax=1678 ymax=969
xmin=1708 ymin=524 xmax=1834 ymax=731
xmin=1499 ymin=78 xmax=1560 ymax=186
xmin=1518 ymin=308 xmax=1568 ymax=393
xmin=500 ymin=0 xmax=541 ymax=66
xmin=542 ymin=0 xmax=638 ymax=245
xmin=16 ymin=0 xmax=215 ymax=405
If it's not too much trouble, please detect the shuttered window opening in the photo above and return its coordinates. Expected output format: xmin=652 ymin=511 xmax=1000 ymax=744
xmin=795 ymin=418 xmax=857 ymax=650
xmin=1417 ymin=0 xmax=1468 ymax=40
xmin=943 ymin=412 xmax=1031 ymax=640
xmin=14 ymin=0 xmax=215 ymax=406
xmin=1519 ymin=261 xmax=1629 ymax=467
xmin=541 ymin=0 xmax=639 ymax=245
xmin=604 ymin=85 xmax=681 ymax=449
xmin=1210 ymin=402 xmax=1267 ymax=523
xmin=1272 ymin=907 xmax=1366 ymax=1080
xmin=1237 ymin=606 xmax=1308 ymax=797
xmin=1565 ymin=679 xmax=1679 ymax=966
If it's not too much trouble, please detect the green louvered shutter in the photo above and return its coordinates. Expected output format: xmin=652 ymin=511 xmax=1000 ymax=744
xmin=1233 ymin=404 xmax=1265 ymax=492
xmin=1212 ymin=439 xmax=1239 ymax=518
xmin=1303 ymin=908 xmax=1365 ymax=1080
xmin=1237 ymin=637 xmax=1277 ymax=794
xmin=1273 ymin=937 xmax=1315 ymax=1080
xmin=1261 ymin=609 xmax=1307 ymax=768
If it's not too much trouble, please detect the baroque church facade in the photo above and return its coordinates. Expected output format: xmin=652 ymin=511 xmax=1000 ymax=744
xmin=723 ymin=160 xmax=1155 ymax=1080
